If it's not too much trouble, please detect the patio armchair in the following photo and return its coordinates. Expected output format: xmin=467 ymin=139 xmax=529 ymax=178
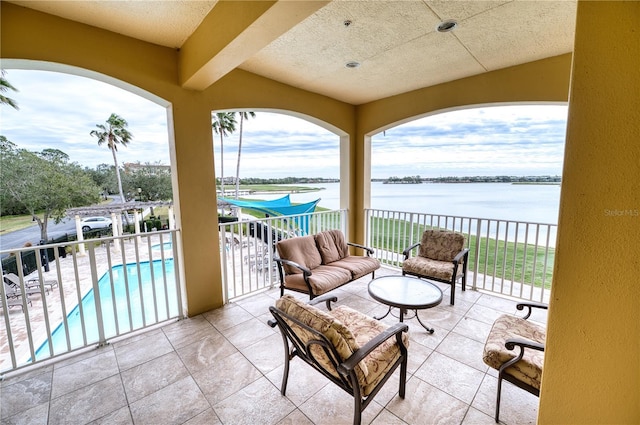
xmin=268 ymin=294 xmax=409 ymax=425
xmin=402 ymin=229 xmax=469 ymax=305
xmin=482 ymin=301 xmax=548 ymax=423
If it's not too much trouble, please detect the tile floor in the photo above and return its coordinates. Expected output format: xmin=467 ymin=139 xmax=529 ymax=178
xmin=0 ymin=269 xmax=544 ymax=425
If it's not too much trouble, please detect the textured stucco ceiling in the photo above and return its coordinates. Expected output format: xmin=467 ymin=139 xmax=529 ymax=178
xmin=7 ymin=0 xmax=577 ymax=105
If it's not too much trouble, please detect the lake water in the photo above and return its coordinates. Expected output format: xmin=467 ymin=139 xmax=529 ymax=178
xmin=245 ymin=182 xmax=561 ymax=224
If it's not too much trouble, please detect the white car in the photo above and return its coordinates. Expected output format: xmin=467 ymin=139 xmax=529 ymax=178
xmin=80 ymin=216 xmax=112 ymax=232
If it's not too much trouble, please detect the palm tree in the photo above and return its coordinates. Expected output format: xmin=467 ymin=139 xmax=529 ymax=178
xmin=234 ymin=111 xmax=256 ymax=198
xmin=0 ymin=70 xmax=19 ymax=110
xmin=90 ymin=113 xmax=133 ymax=205
xmin=211 ymin=112 xmax=237 ymax=195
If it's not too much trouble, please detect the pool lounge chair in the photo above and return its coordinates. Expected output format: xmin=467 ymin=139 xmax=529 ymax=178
xmin=3 ymin=277 xmax=44 ymax=298
xmin=5 ymin=272 xmax=57 ymax=293
xmin=2 ymin=295 xmax=32 ymax=312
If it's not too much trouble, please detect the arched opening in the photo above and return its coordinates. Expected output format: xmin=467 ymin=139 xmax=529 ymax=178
xmin=370 ymin=104 xmax=567 ymax=223
xmin=209 ymin=109 xmax=346 ymax=210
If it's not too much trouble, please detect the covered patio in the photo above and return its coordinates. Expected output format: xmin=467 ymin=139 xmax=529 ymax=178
xmin=1 ymin=1 xmax=638 ymax=423
xmin=0 ymin=268 xmax=542 ymax=425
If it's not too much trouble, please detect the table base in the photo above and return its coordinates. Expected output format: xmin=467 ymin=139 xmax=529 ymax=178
xmin=375 ymin=306 xmax=435 ymax=334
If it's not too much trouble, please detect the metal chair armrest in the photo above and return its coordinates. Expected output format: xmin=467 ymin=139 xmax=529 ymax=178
xmin=505 ymin=337 xmax=545 ymax=352
xmin=338 ymin=323 xmax=409 ymax=374
xmin=273 ymin=257 xmax=312 ymax=276
xmin=346 ymin=242 xmax=375 ymax=256
xmin=516 ymin=302 xmax=549 ymax=319
xmin=308 ymin=294 xmax=339 ymax=310
xmin=452 ymin=248 xmax=469 ymax=264
xmin=402 ymin=242 xmax=421 ymax=259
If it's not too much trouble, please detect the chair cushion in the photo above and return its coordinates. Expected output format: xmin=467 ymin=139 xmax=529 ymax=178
xmin=275 ymin=295 xmax=367 ymax=379
xmin=402 ymin=256 xmax=458 ymax=281
xmin=483 ymin=314 xmax=546 ymax=390
xmin=276 ymin=235 xmax=322 ymax=275
xmin=419 ymin=230 xmax=465 ymax=262
xmin=331 ymin=305 xmax=409 ymax=396
xmin=315 ymin=230 xmax=350 ymax=264
xmin=326 ymin=256 xmax=380 ymax=279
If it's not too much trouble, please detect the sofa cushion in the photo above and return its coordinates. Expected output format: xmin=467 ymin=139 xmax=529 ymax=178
xmin=327 ymin=256 xmax=380 ymax=279
xmin=419 ymin=229 xmax=465 ymax=262
xmin=483 ymin=314 xmax=546 ymax=390
xmin=315 ymin=230 xmax=350 ymax=264
xmin=277 ymin=235 xmax=322 ymax=275
xmin=282 ymin=265 xmax=352 ymax=296
xmin=403 ymin=256 xmax=459 ymax=281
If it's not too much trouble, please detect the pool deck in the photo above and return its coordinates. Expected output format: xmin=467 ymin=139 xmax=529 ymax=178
xmin=1 ymin=234 xmax=175 ymax=372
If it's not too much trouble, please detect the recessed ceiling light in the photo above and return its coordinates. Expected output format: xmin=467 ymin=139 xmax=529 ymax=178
xmin=345 ymin=61 xmax=360 ymax=69
xmin=437 ymin=19 xmax=458 ymax=32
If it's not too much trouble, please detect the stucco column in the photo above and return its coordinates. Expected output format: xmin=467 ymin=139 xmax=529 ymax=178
xmin=170 ymin=94 xmax=223 ymax=315
xmin=538 ymin=1 xmax=640 ymax=423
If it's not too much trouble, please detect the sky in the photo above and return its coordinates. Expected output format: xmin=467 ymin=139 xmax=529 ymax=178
xmin=1 ymin=69 xmax=568 ymax=179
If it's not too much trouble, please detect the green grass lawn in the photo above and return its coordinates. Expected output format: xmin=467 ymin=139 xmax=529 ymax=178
xmin=0 ymin=214 xmax=38 ymax=234
xmin=368 ymin=216 xmax=554 ymax=289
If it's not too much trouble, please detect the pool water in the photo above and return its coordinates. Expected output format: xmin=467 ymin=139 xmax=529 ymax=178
xmin=35 ymin=259 xmax=178 ymax=359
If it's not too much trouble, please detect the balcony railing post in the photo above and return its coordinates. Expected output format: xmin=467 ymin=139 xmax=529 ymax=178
xmin=87 ymin=243 xmax=107 ymax=347
xmin=472 ymin=218 xmax=483 ymax=290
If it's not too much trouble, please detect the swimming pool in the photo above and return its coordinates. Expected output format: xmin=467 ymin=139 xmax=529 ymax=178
xmin=35 ymin=259 xmax=178 ymax=359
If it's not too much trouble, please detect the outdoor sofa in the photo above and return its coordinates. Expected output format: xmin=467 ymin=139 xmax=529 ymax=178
xmin=274 ymin=229 xmax=380 ymax=300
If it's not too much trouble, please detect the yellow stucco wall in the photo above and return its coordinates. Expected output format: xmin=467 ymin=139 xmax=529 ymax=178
xmin=538 ymin=2 xmax=640 ymax=423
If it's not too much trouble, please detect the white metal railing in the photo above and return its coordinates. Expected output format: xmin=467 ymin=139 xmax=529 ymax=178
xmin=1 ymin=230 xmax=183 ymax=375
xmin=219 ymin=210 xmax=347 ymax=302
xmin=365 ymin=209 xmax=556 ymax=303
xmin=2 ymin=207 xmax=556 ymax=375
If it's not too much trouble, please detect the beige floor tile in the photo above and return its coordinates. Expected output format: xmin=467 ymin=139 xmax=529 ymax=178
xmin=0 ymin=402 xmax=49 ymax=425
xmin=265 ymin=359 xmax=329 ymax=407
xmin=161 ymin=314 xmax=218 ymax=349
xmin=120 ymin=351 xmax=189 ymax=403
xmin=213 ymin=376 xmax=296 ymax=425
xmin=191 ymin=351 xmax=262 ymax=405
xmin=182 ymin=408 xmax=222 ymax=425
xmin=451 ymin=316 xmax=493 ymax=344
xmin=386 ymin=376 xmax=468 ymax=425
xmin=203 ymin=303 xmax=254 ymax=331
xmin=219 ymin=317 xmax=277 ymax=350
xmin=276 ymin=409 xmax=315 ymax=425
xmin=299 ymin=383 xmax=383 ymax=425
xmin=371 ymin=409 xmax=409 ymax=425
xmin=48 ymin=374 xmax=127 ymax=425
xmin=239 ymin=332 xmax=285 ymax=374
xmin=51 ymin=348 xmax=119 ymax=399
xmin=176 ymin=333 xmax=238 ymax=374
xmin=435 ymin=332 xmax=488 ymax=372
xmin=461 ymin=407 xmax=495 ymax=425
xmin=113 ymin=330 xmax=174 ymax=371
xmin=129 ymin=375 xmax=209 ymax=425
xmin=88 ymin=406 xmax=133 ymax=425
xmin=413 ymin=352 xmax=485 ymax=404
xmin=0 ymin=371 xmax=52 ymax=419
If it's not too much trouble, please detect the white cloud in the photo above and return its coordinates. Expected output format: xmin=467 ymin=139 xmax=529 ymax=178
xmin=1 ymin=69 xmax=568 ymax=179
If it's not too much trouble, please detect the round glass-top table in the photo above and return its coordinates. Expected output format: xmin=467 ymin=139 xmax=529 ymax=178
xmin=368 ymin=275 xmax=443 ymax=333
